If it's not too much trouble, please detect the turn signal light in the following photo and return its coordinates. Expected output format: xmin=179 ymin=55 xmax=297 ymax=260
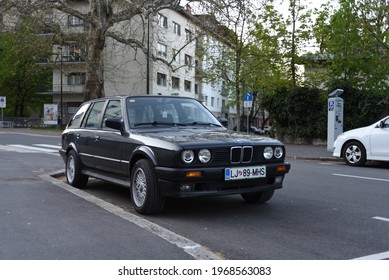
xmin=186 ymin=171 xmax=202 ymax=178
xmin=277 ymin=165 xmax=287 ymax=172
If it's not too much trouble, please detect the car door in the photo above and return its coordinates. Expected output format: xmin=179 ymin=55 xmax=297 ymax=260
xmin=80 ymin=100 xmax=106 ymax=168
xmin=370 ymin=117 xmax=389 ymax=158
xmin=91 ymin=99 xmax=126 ymax=176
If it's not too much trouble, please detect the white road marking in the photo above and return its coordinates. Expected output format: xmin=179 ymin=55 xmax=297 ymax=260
xmin=372 ymin=216 xmax=389 ymax=223
xmin=0 ymin=144 xmax=60 ymax=156
xmin=9 ymin=144 xmax=58 ymax=153
xmin=352 ymin=250 xmax=389 ymax=260
xmin=332 ymin=173 xmax=389 ymax=183
xmin=34 ymin=144 xmax=61 ymax=150
xmin=0 ymin=144 xmax=38 ymax=153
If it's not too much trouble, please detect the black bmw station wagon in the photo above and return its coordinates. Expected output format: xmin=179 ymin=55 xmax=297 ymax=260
xmin=60 ymin=96 xmax=290 ymax=214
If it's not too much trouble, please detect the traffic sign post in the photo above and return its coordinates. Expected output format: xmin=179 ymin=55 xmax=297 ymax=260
xmin=243 ymin=92 xmax=253 ymax=133
xmin=0 ymin=96 xmax=5 ymax=129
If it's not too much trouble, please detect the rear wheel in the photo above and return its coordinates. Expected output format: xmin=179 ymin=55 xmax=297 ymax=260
xmin=343 ymin=141 xmax=366 ymax=166
xmin=241 ymin=190 xmax=275 ymax=203
xmin=131 ymin=159 xmax=165 ymax=215
xmin=66 ymin=150 xmax=88 ymax=188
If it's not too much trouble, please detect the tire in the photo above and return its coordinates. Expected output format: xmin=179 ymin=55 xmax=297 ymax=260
xmin=66 ymin=150 xmax=88 ymax=188
xmin=343 ymin=141 xmax=366 ymax=166
xmin=241 ymin=190 xmax=274 ymax=203
xmin=131 ymin=159 xmax=165 ymax=215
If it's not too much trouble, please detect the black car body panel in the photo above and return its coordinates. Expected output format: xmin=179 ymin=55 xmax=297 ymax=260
xmin=60 ymin=96 xmax=290 ymax=214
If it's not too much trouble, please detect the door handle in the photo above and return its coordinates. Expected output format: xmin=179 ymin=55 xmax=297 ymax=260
xmin=94 ymin=136 xmax=100 ymax=142
xmin=76 ymin=133 xmax=80 ymax=139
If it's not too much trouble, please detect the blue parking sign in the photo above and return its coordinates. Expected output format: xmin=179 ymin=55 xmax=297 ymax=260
xmin=244 ymin=92 xmax=253 ymax=101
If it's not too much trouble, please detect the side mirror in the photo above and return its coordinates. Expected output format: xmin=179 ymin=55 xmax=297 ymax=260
xmin=105 ymin=118 xmax=124 ymax=132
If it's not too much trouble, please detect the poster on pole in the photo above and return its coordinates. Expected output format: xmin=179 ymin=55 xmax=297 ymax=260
xmin=43 ymin=104 xmax=58 ymax=125
xmin=0 ymin=96 xmax=6 ymax=108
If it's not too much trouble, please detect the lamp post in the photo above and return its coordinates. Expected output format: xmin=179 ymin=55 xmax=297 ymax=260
xmin=146 ymin=13 xmax=151 ymax=95
xmin=57 ymin=47 xmax=63 ymax=128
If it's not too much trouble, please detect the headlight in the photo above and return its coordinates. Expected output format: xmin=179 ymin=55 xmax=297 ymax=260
xmin=198 ymin=149 xmax=211 ymax=163
xmin=263 ymin=147 xmax=273 ymax=159
xmin=181 ymin=150 xmax=195 ymax=164
xmin=274 ymin=147 xmax=284 ymax=159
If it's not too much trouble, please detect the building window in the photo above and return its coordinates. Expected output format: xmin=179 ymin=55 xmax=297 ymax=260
xmin=172 ymin=77 xmax=180 ymax=90
xmin=173 ymin=22 xmax=181 ymax=36
xmin=157 ymin=42 xmax=167 ymax=57
xmin=68 ymin=44 xmax=84 ymax=61
xmin=68 ymin=15 xmax=84 ymax=27
xmin=157 ymin=72 xmax=167 ymax=86
xmin=185 ymin=29 xmax=192 ymax=42
xmin=211 ymin=97 xmax=215 ymax=106
xmin=184 ymin=80 xmax=191 ymax=92
xmin=173 ymin=49 xmax=180 ymax=63
xmin=68 ymin=73 xmax=85 ymax=85
xmin=194 ymin=84 xmax=198 ymax=94
xmin=158 ymin=14 xmax=168 ymax=29
xmin=184 ymin=54 xmax=192 ymax=66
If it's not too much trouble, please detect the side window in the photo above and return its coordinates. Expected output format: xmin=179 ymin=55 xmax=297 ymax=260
xmin=84 ymin=101 xmax=105 ymax=129
xmin=68 ymin=103 xmax=89 ymax=128
xmin=102 ymin=100 xmax=122 ymax=129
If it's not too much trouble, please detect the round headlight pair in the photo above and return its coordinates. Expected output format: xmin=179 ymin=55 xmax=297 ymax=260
xmin=181 ymin=149 xmax=211 ymax=164
xmin=263 ymin=146 xmax=284 ymax=159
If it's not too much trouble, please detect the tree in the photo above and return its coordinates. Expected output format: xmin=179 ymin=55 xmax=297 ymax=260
xmin=0 ymin=19 xmax=51 ymax=117
xmin=198 ymin=0 xmax=273 ymax=131
xmin=281 ymin=0 xmax=313 ymax=87
xmin=2 ymin=0 xmax=188 ymax=101
xmin=312 ymin=0 xmax=389 ymax=128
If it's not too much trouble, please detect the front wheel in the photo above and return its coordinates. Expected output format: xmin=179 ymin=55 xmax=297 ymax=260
xmin=241 ymin=190 xmax=275 ymax=203
xmin=343 ymin=141 xmax=366 ymax=166
xmin=66 ymin=150 xmax=88 ymax=188
xmin=131 ymin=159 xmax=165 ymax=215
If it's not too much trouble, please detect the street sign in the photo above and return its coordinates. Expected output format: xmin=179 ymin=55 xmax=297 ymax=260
xmin=244 ymin=92 xmax=253 ymax=108
xmin=0 ymin=96 xmax=6 ymax=108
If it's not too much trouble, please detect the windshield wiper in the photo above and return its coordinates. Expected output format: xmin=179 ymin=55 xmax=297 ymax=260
xmin=186 ymin=121 xmax=222 ymax=127
xmin=134 ymin=122 xmax=187 ymax=127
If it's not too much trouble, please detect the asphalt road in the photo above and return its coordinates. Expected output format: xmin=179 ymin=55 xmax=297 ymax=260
xmin=1 ymin=130 xmax=388 ymax=260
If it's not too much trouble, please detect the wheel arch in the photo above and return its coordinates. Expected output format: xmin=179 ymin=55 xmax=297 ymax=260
xmin=129 ymin=146 xmax=157 ymax=175
xmin=341 ymin=139 xmax=366 ymax=158
xmin=65 ymin=142 xmax=79 ymax=156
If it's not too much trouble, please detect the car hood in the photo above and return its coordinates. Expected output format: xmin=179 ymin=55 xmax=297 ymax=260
xmin=135 ymin=127 xmax=281 ymax=146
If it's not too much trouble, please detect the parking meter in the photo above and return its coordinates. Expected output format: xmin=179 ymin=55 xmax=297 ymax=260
xmin=327 ymin=89 xmax=344 ymax=152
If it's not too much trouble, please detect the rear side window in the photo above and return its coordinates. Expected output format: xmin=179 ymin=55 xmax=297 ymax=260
xmin=84 ymin=101 xmax=105 ymax=128
xmin=67 ymin=103 xmax=89 ymax=128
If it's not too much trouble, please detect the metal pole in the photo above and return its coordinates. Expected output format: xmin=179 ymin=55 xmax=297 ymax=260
xmin=57 ymin=46 xmax=63 ymax=129
xmin=60 ymin=52 xmax=63 ymax=128
xmin=146 ymin=14 xmax=150 ymax=95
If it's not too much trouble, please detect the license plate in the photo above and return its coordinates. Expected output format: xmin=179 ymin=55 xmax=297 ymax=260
xmin=225 ymin=166 xmax=266 ymax=181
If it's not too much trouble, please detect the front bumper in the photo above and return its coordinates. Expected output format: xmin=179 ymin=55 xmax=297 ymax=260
xmin=155 ymin=162 xmax=290 ymax=198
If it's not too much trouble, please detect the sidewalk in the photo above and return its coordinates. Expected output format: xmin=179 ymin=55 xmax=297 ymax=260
xmin=285 ymin=144 xmax=338 ymax=161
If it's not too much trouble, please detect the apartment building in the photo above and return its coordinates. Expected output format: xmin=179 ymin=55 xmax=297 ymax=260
xmin=39 ymin=3 xmax=235 ymax=125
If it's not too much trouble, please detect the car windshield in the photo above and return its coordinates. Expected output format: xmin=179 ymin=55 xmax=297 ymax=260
xmin=126 ymin=96 xmax=223 ymax=128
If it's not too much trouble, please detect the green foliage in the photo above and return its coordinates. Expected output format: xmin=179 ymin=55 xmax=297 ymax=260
xmin=0 ymin=18 xmax=52 ymax=117
xmin=262 ymin=86 xmax=327 ymax=142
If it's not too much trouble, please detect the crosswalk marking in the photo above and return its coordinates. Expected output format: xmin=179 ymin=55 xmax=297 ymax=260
xmin=0 ymin=144 xmax=60 ymax=156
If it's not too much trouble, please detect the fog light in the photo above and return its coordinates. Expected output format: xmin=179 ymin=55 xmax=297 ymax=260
xmin=180 ymin=184 xmax=194 ymax=192
xmin=275 ymin=176 xmax=283 ymax=184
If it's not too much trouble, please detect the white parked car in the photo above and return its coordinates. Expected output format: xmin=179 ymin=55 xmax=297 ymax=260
xmin=333 ymin=116 xmax=389 ymax=166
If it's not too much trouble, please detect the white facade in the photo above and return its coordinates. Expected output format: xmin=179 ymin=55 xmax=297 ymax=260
xmin=48 ymin=4 xmax=231 ymax=124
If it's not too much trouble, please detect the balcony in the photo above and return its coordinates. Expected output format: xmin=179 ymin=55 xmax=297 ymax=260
xmin=52 ymin=84 xmax=85 ymax=94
